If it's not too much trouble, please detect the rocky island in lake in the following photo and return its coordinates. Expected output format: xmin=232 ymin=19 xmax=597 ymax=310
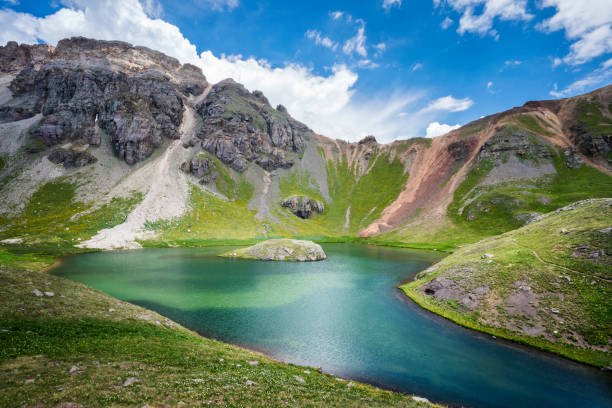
xmin=221 ymin=239 xmax=326 ymax=261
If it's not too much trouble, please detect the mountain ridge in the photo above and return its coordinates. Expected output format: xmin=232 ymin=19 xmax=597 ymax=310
xmin=1 ymin=37 xmax=611 ymax=250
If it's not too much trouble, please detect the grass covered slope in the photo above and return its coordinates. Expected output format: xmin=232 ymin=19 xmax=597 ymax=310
xmin=401 ymin=199 xmax=612 ymax=367
xmin=0 ymin=254 xmax=436 ymax=408
xmin=373 ymin=120 xmax=612 ymax=251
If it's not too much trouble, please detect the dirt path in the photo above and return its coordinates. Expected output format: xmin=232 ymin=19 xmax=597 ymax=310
xmin=514 ymin=241 xmax=612 ymax=283
xmin=79 ymin=85 xmax=212 ymax=249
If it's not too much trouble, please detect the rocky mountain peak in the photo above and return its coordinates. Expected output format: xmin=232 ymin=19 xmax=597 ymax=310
xmin=194 ymin=74 xmax=312 ymax=172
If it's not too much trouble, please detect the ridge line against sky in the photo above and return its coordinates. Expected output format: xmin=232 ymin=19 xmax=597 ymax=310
xmin=0 ymin=0 xmax=610 ymax=142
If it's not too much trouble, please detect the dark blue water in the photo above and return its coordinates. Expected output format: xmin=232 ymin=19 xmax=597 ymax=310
xmin=53 ymin=244 xmax=612 ymax=408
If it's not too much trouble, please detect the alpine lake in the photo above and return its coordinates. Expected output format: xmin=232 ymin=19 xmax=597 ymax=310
xmin=53 ymin=244 xmax=612 ymax=408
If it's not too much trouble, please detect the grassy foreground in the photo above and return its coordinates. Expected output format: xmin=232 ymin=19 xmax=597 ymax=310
xmin=0 ymin=249 xmax=437 ymax=408
xmin=401 ymin=199 xmax=612 ymax=368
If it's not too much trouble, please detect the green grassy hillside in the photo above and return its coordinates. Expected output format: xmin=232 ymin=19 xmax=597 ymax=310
xmin=373 ymin=122 xmax=612 ymax=251
xmin=401 ymin=199 xmax=611 ymax=367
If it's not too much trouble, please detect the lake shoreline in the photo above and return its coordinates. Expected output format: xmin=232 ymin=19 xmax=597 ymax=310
xmin=399 ymin=283 xmax=610 ymax=368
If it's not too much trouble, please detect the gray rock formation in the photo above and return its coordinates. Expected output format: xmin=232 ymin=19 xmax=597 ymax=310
xmin=196 ymin=79 xmax=311 ymax=172
xmin=477 ymin=125 xmax=553 ymax=162
xmin=0 ymin=41 xmax=52 ymax=73
xmin=563 ymin=148 xmax=584 ymax=168
xmin=48 ymin=148 xmax=97 ymax=168
xmin=0 ymin=37 xmax=208 ymax=165
xmin=221 ymin=239 xmax=326 ymax=261
xmin=568 ymin=122 xmax=612 ymax=165
xmin=180 ymin=155 xmax=216 ymax=184
xmin=281 ymin=195 xmax=324 ymax=219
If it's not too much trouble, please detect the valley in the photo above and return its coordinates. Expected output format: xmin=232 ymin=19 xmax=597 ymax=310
xmin=0 ymin=37 xmax=610 ymax=407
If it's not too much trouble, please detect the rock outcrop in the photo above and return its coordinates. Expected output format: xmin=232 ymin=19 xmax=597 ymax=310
xmin=0 ymin=37 xmax=208 ymax=165
xmin=47 ymin=148 xmax=97 ymax=168
xmin=281 ymin=195 xmax=324 ymax=219
xmin=477 ymin=125 xmax=553 ymax=162
xmin=180 ymin=155 xmax=216 ymax=184
xmin=196 ymin=79 xmax=311 ymax=172
xmin=221 ymin=239 xmax=326 ymax=261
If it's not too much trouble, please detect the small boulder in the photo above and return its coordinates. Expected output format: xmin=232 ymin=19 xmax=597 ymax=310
xmin=48 ymin=148 xmax=97 ymax=168
xmin=123 ymin=377 xmax=139 ymax=387
xmin=281 ymin=196 xmax=324 ymax=219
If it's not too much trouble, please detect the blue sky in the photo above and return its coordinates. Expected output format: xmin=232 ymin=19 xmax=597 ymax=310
xmin=1 ymin=0 xmax=611 ymax=142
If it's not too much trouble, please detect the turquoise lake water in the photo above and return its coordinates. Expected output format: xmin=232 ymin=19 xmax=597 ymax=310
xmin=53 ymin=244 xmax=612 ymax=408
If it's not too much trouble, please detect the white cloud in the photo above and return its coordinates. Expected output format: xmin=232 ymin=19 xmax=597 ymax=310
xmin=435 ymin=0 xmax=533 ymax=38
xmin=343 ymin=22 xmax=368 ymax=58
xmin=4 ymin=0 xmax=19 ymax=5
xmin=357 ymin=59 xmax=380 ymax=69
xmin=426 ymin=122 xmax=461 ymax=138
xmin=438 ymin=0 xmax=611 ymax=66
xmin=202 ymin=0 xmax=239 ymax=11
xmin=329 ymin=10 xmax=344 ymax=20
xmin=538 ymin=0 xmax=612 ymax=66
xmin=504 ymin=59 xmax=521 ymax=66
xmin=420 ymin=95 xmax=474 ymax=113
xmin=0 ymin=0 xmax=462 ymax=143
xmin=487 ymin=81 xmax=494 ymax=93
xmin=305 ymin=29 xmax=338 ymax=51
xmin=550 ymin=58 xmax=612 ymax=97
xmin=411 ymin=62 xmax=423 ymax=71
xmin=441 ymin=16 xmax=453 ymax=29
xmin=382 ymin=0 xmax=402 ymax=11
xmin=139 ymin=0 xmax=163 ymax=18
xmin=373 ymin=42 xmax=386 ymax=57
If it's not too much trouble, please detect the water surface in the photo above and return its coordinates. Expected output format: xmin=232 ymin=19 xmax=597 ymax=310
xmin=53 ymin=244 xmax=612 ymax=408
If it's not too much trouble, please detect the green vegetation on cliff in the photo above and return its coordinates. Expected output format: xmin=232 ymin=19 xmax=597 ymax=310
xmin=321 ymin=151 xmax=409 ymax=234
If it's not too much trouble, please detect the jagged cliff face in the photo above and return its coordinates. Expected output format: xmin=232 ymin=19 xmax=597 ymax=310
xmin=0 ymin=38 xmax=203 ymax=164
xmin=195 ymin=78 xmax=310 ymax=172
xmin=0 ymin=37 xmax=610 ymax=249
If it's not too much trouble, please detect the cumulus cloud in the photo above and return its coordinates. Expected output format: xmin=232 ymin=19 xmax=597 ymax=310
xmin=425 ymin=122 xmax=461 ymax=138
xmin=382 ymin=0 xmax=402 ymax=11
xmin=305 ymin=29 xmax=337 ymax=51
xmin=0 ymin=0 xmax=467 ymax=142
xmin=420 ymin=95 xmax=474 ymax=113
xmin=139 ymin=0 xmax=163 ymax=17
